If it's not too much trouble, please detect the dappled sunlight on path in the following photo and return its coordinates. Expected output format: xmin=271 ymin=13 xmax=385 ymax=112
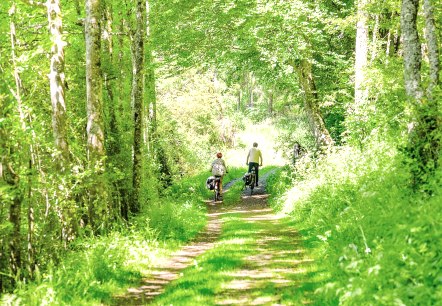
xmin=114 ymin=170 xmax=314 ymax=305
xmin=113 ymin=203 xmax=223 ymax=305
xmin=212 ymin=181 xmax=313 ymax=305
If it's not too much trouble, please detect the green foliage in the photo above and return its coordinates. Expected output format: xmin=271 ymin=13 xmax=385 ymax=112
xmin=2 ymin=0 xmax=441 ymax=302
xmin=267 ymin=142 xmax=442 ymax=305
xmin=345 ymin=57 xmax=409 ymax=148
xmin=2 ymin=232 xmax=143 ymax=305
xmin=275 ymin=111 xmax=316 ymax=161
xmin=1 ymin=169 xmax=222 ymax=305
xmin=146 ymin=199 xmax=205 ymax=242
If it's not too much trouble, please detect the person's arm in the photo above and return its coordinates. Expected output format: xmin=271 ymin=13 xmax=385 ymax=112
xmin=259 ymin=150 xmax=263 ymax=166
xmin=246 ymin=150 xmax=250 ymax=165
xmin=222 ymin=159 xmax=228 ymax=173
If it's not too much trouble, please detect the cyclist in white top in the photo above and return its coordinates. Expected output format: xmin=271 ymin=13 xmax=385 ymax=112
xmin=246 ymin=142 xmax=263 ymax=187
xmin=210 ymin=152 xmax=227 ymax=194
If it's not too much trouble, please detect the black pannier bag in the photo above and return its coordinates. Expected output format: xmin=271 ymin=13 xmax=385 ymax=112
xmin=206 ymin=176 xmax=215 ymax=190
xmin=242 ymin=172 xmax=251 ymax=185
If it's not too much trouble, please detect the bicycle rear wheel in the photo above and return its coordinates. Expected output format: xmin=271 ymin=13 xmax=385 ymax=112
xmin=250 ymin=173 xmax=255 ymax=195
xmin=214 ymin=179 xmax=221 ymax=202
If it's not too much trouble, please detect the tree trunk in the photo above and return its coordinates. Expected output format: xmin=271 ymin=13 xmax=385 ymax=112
xmin=27 ymin=177 xmax=35 ymax=278
xmin=248 ymin=72 xmax=254 ymax=108
xmin=423 ymin=0 xmax=439 ymax=93
xmin=116 ymin=8 xmax=129 ymax=221
xmin=146 ymin=0 xmax=157 ymax=140
xmin=354 ymin=0 xmax=369 ymax=111
xmin=145 ymin=50 xmax=156 ymax=143
xmin=102 ymin=2 xmax=127 ymax=221
xmin=7 ymin=166 xmax=22 ymax=282
xmin=103 ymin=2 xmax=116 ymax=156
xmin=268 ymin=89 xmax=273 ymax=117
xmin=131 ymin=0 xmax=145 ymax=214
xmin=297 ymin=59 xmax=334 ymax=149
xmin=401 ymin=0 xmax=423 ymax=101
xmin=85 ymin=0 xmax=107 ymax=229
xmin=6 ymin=3 xmax=24 ymax=283
xmin=1 ymin=148 xmax=22 ymax=285
xmin=371 ymin=14 xmax=379 ymax=61
xmin=47 ymin=0 xmax=70 ymax=162
xmin=401 ymin=0 xmax=440 ymax=189
xmin=385 ymin=29 xmax=392 ymax=57
xmin=86 ymin=0 xmax=105 ymax=157
xmin=237 ymin=89 xmax=242 ymax=111
xmin=146 ymin=56 xmax=157 ymax=139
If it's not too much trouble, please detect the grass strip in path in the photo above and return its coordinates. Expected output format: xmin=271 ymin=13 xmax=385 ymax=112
xmin=112 ymin=201 xmax=223 ymax=305
xmin=150 ymin=173 xmax=316 ymax=305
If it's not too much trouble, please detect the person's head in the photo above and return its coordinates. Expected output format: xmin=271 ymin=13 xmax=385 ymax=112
xmin=253 ymin=142 xmax=258 ymax=147
xmin=216 ymin=152 xmax=222 ymax=158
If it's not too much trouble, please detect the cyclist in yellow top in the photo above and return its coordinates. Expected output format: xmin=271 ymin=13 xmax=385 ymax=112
xmin=246 ymin=142 xmax=263 ymax=187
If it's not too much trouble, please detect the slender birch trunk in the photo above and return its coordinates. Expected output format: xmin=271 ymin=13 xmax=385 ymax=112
xmin=268 ymin=89 xmax=273 ymax=117
xmin=131 ymin=0 xmax=145 ymax=214
xmin=6 ymin=3 xmax=23 ymax=282
xmin=371 ymin=14 xmax=379 ymax=61
xmin=117 ymin=8 xmax=129 ymax=220
xmin=146 ymin=1 xmax=157 ymax=139
xmin=41 ymin=0 xmax=73 ymax=246
xmin=47 ymin=0 xmax=69 ymax=162
xmin=422 ymin=0 xmax=440 ymax=93
xmin=401 ymin=0 xmax=423 ymax=101
xmin=354 ymin=0 xmax=369 ymax=111
xmin=86 ymin=0 xmax=105 ymax=157
xmin=237 ymin=89 xmax=242 ymax=111
xmin=85 ymin=0 xmax=107 ymax=229
xmin=248 ymin=72 xmax=254 ymax=108
xmin=145 ymin=49 xmax=156 ymax=138
xmin=386 ymin=29 xmax=393 ymax=57
xmin=103 ymin=3 xmax=120 ymax=158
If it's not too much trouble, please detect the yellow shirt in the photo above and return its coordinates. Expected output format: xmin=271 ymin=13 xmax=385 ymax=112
xmin=247 ymin=147 xmax=262 ymax=164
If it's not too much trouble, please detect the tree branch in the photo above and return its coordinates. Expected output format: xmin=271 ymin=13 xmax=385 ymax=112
xmin=19 ymin=0 xmax=46 ymax=8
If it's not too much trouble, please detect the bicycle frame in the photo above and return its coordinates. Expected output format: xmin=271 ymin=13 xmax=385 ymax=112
xmin=214 ymin=176 xmax=221 ymax=202
xmin=246 ymin=168 xmax=256 ymax=195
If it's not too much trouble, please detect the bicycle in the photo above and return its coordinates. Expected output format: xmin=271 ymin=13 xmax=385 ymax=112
xmin=213 ymin=176 xmax=222 ymax=202
xmin=244 ymin=167 xmax=256 ymax=195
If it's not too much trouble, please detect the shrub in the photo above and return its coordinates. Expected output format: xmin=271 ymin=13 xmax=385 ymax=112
xmin=267 ymin=141 xmax=442 ymax=305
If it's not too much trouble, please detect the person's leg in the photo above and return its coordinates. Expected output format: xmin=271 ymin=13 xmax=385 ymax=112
xmin=254 ymin=163 xmax=259 ymax=186
xmin=248 ymin=163 xmax=253 ymax=173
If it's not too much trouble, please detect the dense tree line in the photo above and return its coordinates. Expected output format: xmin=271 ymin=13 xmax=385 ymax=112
xmin=1 ymin=0 xmax=440 ymax=296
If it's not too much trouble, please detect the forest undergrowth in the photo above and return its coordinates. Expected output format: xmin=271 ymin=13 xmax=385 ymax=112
xmin=267 ymin=141 xmax=442 ymax=305
xmin=0 ymin=168 xmax=245 ymax=306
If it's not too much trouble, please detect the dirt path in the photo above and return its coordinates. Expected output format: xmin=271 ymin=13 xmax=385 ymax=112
xmin=113 ymin=171 xmax=310 ymax=305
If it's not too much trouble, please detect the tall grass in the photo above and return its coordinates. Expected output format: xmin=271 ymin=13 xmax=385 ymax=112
xmin=2 ymin=169 xmax=244 ymax=305
xmin=267 ymin=142 xmax=442 ymax=305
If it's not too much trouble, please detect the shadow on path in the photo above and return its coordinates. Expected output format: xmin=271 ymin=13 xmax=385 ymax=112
xmin=112 ymin=202 xmax=223 ymax=305
xmin=113 ymin=170 xmax=314 ymax=305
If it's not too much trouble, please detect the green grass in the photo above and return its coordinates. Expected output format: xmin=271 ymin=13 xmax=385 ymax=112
xmin=266 ymin=143 xmax=442 ymax=305
xmin=152 ymin=170 xmax=317 ymax=305
xmin=2 ymin=167 xmax=277 ymax=305
xmin=1 ymin=171 xmax=225 ymax=305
